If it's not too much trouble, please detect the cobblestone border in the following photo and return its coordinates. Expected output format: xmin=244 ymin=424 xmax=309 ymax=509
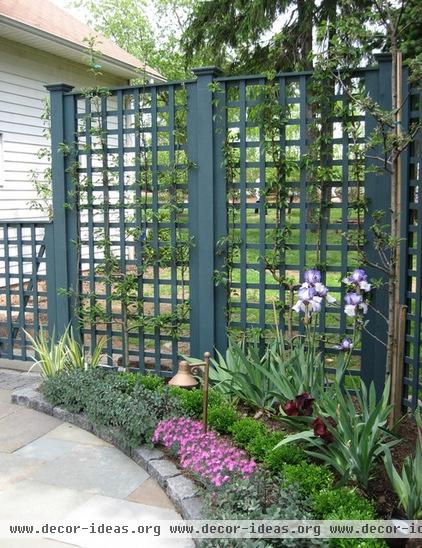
xmin=10 ymin=386 xmax=204 ymax=521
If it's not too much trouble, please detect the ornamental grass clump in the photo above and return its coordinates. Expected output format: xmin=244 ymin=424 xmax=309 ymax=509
xmin=152 ymin=417 xmax=256 ymax=487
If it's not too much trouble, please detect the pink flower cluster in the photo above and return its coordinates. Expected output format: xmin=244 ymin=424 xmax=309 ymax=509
xmin=152 ymin=417 xmax=256 ymax=487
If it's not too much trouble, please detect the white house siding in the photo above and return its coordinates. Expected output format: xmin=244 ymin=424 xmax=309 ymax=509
xmin=0 ymin=36 xmax=126 ymax=220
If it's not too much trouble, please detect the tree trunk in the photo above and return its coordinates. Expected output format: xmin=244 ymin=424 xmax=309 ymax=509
xmin=388 ymin=39 xmax=404 ymax=421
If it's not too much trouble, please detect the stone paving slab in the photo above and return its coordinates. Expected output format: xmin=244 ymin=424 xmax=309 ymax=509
xmin=0 ymin=400 xmax=16 ymax=419
xmin=0 ymin=480 xmax=94 ymax=520
xmin=127 ymin=477 xmax=174 ymax=509
xmin=29 ymin=444 xmax=149 ymax=498
xmin=0 ymin=370 xmax=40 ymax=391
xmin=0 ymin=407 xmax=61 ymax=453
xmin=66 ymin=493 xmax=182 ymax=522
xmin=44 ymin=423 xmax=111 ymax=447
xmin=56 ymin=495 xmax=193 ymax=548
xmin=13 ymin=436 xmax=79 ymax=462
xmin=0 ymin=389 xmax=13 ymax=403
xmin=0 ymin=453 xmax=44 ymax=490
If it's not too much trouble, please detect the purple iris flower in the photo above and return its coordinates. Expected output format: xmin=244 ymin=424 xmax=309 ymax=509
xmin=350 ymin=269 xmax=368 ymax=283
xmin=337 ymin=338 xmax=353 ymax=351
xmin=344 ymin=291 xmax=368 ymax=317
xmin=304 ymin=269 xmax=321 ymax=284
xmin=298 ymin=285 xmax=316 ymax=303
xmin=344 ymin=292 xmax=363 ymax=306
xmin=314 ymin=282 xmax=328 ymax=297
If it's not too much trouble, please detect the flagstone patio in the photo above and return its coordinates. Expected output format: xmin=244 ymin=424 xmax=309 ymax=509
xmin=0 ymin=370 xmax=192 ymax=547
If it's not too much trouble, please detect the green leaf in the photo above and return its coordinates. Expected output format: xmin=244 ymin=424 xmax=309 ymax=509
xmin=273 ymin=430 xmax=315 ymax=449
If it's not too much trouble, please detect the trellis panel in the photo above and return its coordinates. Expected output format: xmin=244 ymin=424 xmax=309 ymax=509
xmin=74 ymin=82 xmax=191 ymax=375
xmin=401 ymin=79 xmax=422 ymax=410
xmin=215 ymin=71 xmax=368 ymax=376
xmin=0 ymin=221 xmax=50 ymax=360
xmin=3 ymin=60 xmax=413 ymax=395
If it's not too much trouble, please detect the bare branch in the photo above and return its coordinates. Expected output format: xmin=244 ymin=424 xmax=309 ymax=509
xmin=369 ymin=303 xmax=389 ymax=324
xmin=363 ymin=325 xmax=388 ymax=347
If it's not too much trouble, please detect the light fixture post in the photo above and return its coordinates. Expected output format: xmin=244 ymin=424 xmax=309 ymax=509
xmin=169 ymin=351 xmax=211 ymax=432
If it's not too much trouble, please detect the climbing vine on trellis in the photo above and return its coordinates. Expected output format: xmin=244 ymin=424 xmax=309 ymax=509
xmin=59 ymin=76 xmax=193 ymax=368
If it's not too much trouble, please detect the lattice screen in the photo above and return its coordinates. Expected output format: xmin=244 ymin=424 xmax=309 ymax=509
xmin=75 ymin=84 xmax=190 ymax=374
xmin=0 ymin=222 xmax=48 ymax=359
xmin=402 ymin=83 xmax=422 ymax=409
xmin=217 ymin=73 xmax=365 ymax=372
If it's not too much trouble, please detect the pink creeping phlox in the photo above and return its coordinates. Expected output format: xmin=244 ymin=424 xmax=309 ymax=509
xmin=152 ymin=417 xmax=256 ymax=486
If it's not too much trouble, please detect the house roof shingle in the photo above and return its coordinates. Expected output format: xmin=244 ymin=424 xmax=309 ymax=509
xmin=0 ymin=0 xmax=163 ymax=80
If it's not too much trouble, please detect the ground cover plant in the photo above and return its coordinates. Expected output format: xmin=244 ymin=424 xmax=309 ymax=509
xmin=42 ymin=367 xmax=185 ymax=447
xmin=152 ymin=417 xmax=256 ymax=486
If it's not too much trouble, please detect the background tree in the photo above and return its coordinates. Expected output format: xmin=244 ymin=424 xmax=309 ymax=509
xmin=182 ymin=0 xmax=376 ymax=74
xmin=396 ymin=0 xmax=422 ymax=63
xmin=74 ymin=0 xmax=209 ymax=79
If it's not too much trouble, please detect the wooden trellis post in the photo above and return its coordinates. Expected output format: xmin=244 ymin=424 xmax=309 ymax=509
xmin=46 ymin=83 xmax=79 ymax=340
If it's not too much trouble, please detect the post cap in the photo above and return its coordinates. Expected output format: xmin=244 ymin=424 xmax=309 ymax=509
xmin=192 ymin=66 xmax=223 ymax=78
xmin=45 ymin=83 xmax=74 ymax=93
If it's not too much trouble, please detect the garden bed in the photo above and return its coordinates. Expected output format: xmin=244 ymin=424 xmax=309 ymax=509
xmin=12 ymin=365 xmax=420 ymax=547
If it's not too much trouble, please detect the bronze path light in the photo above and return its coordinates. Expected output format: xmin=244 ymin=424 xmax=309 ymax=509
xmin=169 ymin=352 xmax=211 ymax=432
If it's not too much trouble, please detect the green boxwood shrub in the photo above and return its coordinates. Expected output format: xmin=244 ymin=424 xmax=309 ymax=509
xmin=282 ymin=462 xmax=334 ymax=495
xmin=229 ymin=418 xmax=266 ymax=448
xmin=207 ymin=404 xmax=240 ymax=434
xmin=136 ymin=373 xmax=165 ymax=391
xmin=169 ymin=386 xmax=223 ymax=418
xmin=312 ymin=487 xmax=376 ymax=520
xmin=246 ymin=431 xmax=284 ymax=461
xmin=264 ymin=444 xmax=305 ymax=471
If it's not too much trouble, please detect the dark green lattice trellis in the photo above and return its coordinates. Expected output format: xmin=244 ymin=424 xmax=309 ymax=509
xmin=215 ymin=72 xmax=366 ymax=372
xmin=74 ymin=83 xmax=191 ymax=373
xmin=401 ymin=81 xmax=422 ymax=409
xmin=2 ymin=61 xmax=420 ymax=407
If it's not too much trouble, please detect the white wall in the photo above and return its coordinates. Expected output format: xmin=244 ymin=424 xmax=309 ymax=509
xmin=0 ymin=37 xmax=127 ymax=220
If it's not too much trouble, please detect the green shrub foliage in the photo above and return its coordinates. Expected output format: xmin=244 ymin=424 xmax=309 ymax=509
xmin=244 ymin=430 xmax=305 ymax=469
xmin=207 ymin=404 xmax=240 ymax=434
xmin=264 ymin=444 xmax=305 ymax=471
xmin=312 ymin=487 xmax=376 ymax=520
xmin=42 ymin=369 xmax=184 ymax=447
xmin=229 ymin=418 xmax=266 ymax=448
xmin=246 ymin=431 xmax=284 ymax=461
xmin=282 ymin=462 xmax=334 ymax=495
xmin=169 ymin=386 xmax=224 ymax=418
xmin=200 ymin=470 xmax=321 ymax=547
xmin=136 ymin=373 xmax=165 ymax=391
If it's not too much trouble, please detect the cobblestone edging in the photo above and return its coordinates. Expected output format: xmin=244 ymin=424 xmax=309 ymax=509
xmin=10 ymin=386 xmax=205 ymax=522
